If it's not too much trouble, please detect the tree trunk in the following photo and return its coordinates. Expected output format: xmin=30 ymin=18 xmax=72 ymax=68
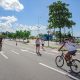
xmin=71 ymin=27 xmax=73 ymax=37
xmin=59 ymin=28 xmax=61 ymax=43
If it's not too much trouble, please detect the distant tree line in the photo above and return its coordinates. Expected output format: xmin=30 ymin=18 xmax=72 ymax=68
xmin=1 ymin=30 xmax=31 ymax=42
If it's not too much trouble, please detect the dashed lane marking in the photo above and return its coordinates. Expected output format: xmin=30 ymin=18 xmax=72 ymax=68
xmin=0 ymin=51 xmax=8 ymax=59
xmin=20 ymin=49 xmax=28 ymax=52
xmin=44 ymin=51 xmax=56 ymax=55
xmin=21 ymin=49 xmax=36 ymax=55
xmin=11 ymin=50 xmax=19 ymax=55
xmin=51 ymin=50 xmax=59 ymax=53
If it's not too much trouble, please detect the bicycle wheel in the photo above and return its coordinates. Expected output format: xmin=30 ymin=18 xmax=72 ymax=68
xmin=55 ymin=56 xmax=64 ymax=67
xmin=70 ymin=59 xmax=80 ymax=74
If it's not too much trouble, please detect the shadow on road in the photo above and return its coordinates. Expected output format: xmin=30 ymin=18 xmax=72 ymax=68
xmin=68 ymin=71 xmax=80 ymax=80
xmin=59 ymin=67 xmax=80 ymax=80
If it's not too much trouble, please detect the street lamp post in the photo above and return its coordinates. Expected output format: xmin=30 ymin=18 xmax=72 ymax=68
xmin=37 ymin=25 xmax=40 ymax=37
xmin=37 ymin=16 xmax=41 ymax=37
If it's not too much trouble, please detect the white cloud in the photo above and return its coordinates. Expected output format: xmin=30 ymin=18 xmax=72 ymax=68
xmin=74 ymin=32 xmax=80 ymax=37
xmin=0 ymin=16 xmax=17 ymax=23
xmin=16 ymin=24 xmax=47 ymax=36
xmin=16 ymin=24 xmax=30 ymax=31
xmin=0 ymin=16 xmax=47 ymax=35
xmin=0 ymin=0 xmax=24 ymax=12
xmin=0 ymin=16 xmax=17 ymax=32
xmin=16 ymin=24 xmax=47 ymax=31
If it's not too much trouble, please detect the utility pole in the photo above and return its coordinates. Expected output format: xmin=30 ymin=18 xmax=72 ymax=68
xmin=37 ymin=16 xmax=41 ymax=37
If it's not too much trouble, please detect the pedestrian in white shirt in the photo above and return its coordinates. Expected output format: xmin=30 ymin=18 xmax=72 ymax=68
xmin=35 ymin=38 xmax=41 ymax=56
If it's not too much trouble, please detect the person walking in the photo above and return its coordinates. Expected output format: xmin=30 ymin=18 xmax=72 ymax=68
xmin=0 ymin=38 xmax=3 ymax=51
xmin=16 ymin=40 xmax=17 ymax=46
xmin=35 ymin=38 xmax=41 ymax=56
xmin=41 ymin=39 xmax=45 ymax=51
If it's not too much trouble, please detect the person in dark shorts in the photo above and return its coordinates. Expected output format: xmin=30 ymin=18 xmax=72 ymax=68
xmin=16 ymin=40 xmax=17 ymax=46
xmin=41 ymin=39 xmax=45 ymax=51
xmin=58 ymin=37 xmax=77 ymax=62
xmin=0 ymin=38 xmax=3 ymax=51
xmin=35 ymin=38 xmax=41 ymax=56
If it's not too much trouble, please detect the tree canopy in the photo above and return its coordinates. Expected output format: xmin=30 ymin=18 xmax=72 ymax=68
xmin=48 ymin=1 xmax=76 ymax=42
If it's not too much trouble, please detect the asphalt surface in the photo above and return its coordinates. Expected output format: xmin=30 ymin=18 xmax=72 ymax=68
xmin=0 ymin=39 xmax=80 ymax=80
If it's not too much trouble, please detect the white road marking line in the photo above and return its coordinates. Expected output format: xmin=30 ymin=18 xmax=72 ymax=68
xmin=0 ymin=51 xmax=8 ymax=59
xmin=39 ymin=63 xmax=66 ymax=75
xmin=21 ymin=49 xmax=56 ymax=55
xmin=11 ymin=50 xmax=19 ymax=55
xmin=44 ymin=52 xmax=56 ymax=55
xmin=21 ymin=49 xmax=28 ymax=52
xmin=28 ymin=51 xmax=36 ymax=54
xmin=39 ymin=63 xmax=79 ymax=80
xmin=21 ymin=49 xmax=36 ymax=54
xmin=52 ymin=50 xmax=59 ymax=53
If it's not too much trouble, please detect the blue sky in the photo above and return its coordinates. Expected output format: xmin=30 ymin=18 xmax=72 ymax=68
xmin=0 ymin=0 xmax=80 ymax=36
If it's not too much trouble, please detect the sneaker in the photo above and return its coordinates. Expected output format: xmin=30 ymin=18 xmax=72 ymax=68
xmin=38 ymin=52 xmax=42 ymax=56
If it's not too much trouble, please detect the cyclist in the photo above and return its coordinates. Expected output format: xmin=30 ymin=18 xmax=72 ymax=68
xmin=0 ymin=38 xmax=3 ymax=51
xmin=58 ymin=37 xmax=77 ymax=63
xmin=35 ymin=38 xmax=41 ymax=56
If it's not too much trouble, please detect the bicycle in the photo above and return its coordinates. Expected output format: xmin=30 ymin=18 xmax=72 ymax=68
xmin=55 ymin=50 xmax=80 ymax=74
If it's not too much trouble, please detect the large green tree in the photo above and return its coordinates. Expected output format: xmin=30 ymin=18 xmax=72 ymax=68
xmin=48 ymin=1 xmax=75 ymax=42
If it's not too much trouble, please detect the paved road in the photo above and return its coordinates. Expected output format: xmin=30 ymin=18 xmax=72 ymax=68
xmin=0 ymin=39 xmax=80 ymax=80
